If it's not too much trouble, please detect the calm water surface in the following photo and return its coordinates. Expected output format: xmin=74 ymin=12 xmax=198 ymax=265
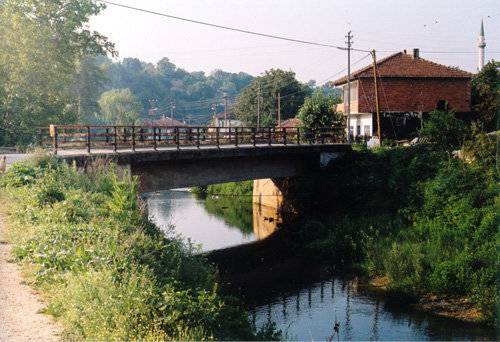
xmin=146 ymin=190 xmax=496 ymax=341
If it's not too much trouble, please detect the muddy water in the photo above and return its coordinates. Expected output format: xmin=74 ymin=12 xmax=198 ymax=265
xmin=146 ymin=190 xmax=496 ymax=340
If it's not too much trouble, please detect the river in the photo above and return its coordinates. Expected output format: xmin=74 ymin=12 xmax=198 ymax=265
xmin=146 ymin=189 xmax=495 ymax=341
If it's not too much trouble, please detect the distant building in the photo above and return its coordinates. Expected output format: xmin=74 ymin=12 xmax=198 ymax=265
xmin=211 ymin=112 xmax=243 ymax=128
xmin=332 ymin=49 xmax=472 ymax=140
xmin=144 ymin=116 xmax=188 ymax=127
xmin=278 ymin=117 xmax=301 ymax=128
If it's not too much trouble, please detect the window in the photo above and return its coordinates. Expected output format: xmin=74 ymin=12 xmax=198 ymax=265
xmin=356 ymin=125 xmax=361 ymax=136
xmin=364 ymin=125 xmax=371 ymax=136
xmin=342 ymin=81 xmax=359 ymax=102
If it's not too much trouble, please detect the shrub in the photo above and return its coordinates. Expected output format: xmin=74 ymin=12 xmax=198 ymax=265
xmin=1 ymin=156 xmax=275 ymax=340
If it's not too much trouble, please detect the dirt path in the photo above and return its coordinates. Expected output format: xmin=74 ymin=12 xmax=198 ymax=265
xmin=0 ymin=213 xmax=61 ymax=342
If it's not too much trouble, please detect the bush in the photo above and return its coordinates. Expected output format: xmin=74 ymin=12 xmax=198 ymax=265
xmin=1 ymin=156 xmax=276 ymax=340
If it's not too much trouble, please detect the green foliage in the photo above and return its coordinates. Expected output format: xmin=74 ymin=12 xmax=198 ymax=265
xmin=471 ymin=60 xmax=499 ymax=132
xmin=294 ymin=143 xmax=498 ymax=322
xmin=419 ymin=109 xmax=467 ymax=154
xmin=297 ymin=90 xmax=342 ymax=131
xmin=101 ymin=57 xmax=254 ymax=124
xmin=204 ymin=197 xmax=253 ymax=236
xmin=234 ymin=69 xmax=311 ymax=126
xmin=98 ymin=88 xmax=141 ymax=125
xmin=0 ymin=0 xmax=115 ymax=146
xmin=1 ymin=157 xmax=277 ymax=340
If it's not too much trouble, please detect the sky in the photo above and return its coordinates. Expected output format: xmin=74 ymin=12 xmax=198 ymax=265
xmin=90 ymin=0 xmax=500 ymax=83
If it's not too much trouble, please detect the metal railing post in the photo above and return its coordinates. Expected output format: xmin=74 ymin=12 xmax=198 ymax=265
xmin=235 ymin=127 xmax=239 ymax=147
xmin=296 ymin=127 xmax=300 ymax=145
xmin=105 ymin=128 xmax=110 ymax=144
xmin=196 ymin=127 xmax=200 ymax=148
xmin=53 ymin=125 xmax=58 ymax=155
xmin=283 ymin=127 xmax=287 ymax=145
xmin=321 ymin=128 xmax=325 ymax=144
xmin=252 ymin=127 xmax=256 ymax=147
xmin=153 ymin=127 xmax=157 ymax=151
xmin=113 ymin=126 xmax=117 ymax=152
xmin=216 ymin=127 xmax=220 ymax=148
xmin=131 ymin=126 xmax=136 ymax=151
xmin=175 ymin=127 xmax=180 ymax=150
xmin=86 ymin=126 xmax=91 ymax=154
xmin=157 ymin=128 xmax=162 ymax=143
xmin=268 ymin=127 xmax=272 ymax=146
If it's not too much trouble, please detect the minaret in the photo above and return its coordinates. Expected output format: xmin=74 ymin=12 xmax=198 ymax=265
xmin=478 ymin=19 xmax=486 ymax=70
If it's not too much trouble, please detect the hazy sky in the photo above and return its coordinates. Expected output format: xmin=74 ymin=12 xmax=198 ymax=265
xmin=90 ymin=0 xmax=499 ymax=83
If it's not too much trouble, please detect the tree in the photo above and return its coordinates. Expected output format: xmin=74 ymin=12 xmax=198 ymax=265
xmin=98 ymin=89 xmax=141 ymax=125
xmin=471 ymin=60 xmax=499 ymax=132
xmin=297 ymin=91 xmax=342 ymax=131
xmin=0 ymin=0 xmax=115 ymax=145
xmin=74 ymin=56 xmax=110 ymax=123
xmin=234 ymin=69 xmax=311 ymax=126
xmin=419 ymin=109 xmax=467 ymax=154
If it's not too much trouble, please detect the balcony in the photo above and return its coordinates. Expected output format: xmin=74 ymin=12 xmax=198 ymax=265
xmin=336 ymin=100 xmax=359 ymax=114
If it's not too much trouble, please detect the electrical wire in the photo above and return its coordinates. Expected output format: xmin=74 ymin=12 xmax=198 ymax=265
xmin=97 ymin=0 xmax=350 ymax=50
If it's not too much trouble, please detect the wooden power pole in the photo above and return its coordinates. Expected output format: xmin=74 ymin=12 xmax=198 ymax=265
xmin=346 ymin=31 xmax=353 ymax=143
xmin=223 ymin=94 xmax=228 ymax=127
xmin=371 ymin=49 xmax=382 ymax=145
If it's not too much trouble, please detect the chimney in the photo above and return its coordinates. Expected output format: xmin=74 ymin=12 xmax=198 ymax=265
xmin=413 ymin=48 xmax=420 ymax=59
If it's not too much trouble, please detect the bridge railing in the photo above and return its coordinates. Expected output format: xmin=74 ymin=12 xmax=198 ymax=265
xmin=48 ymin=125 xmax=345 ymax=154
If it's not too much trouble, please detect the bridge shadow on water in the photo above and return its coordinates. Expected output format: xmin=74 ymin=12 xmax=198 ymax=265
xmin=206 ymin=228 xmax=496 ymax=340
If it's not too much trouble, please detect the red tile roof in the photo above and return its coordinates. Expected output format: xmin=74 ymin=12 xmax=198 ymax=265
xmin=333 ymin=52 xmax=472 ymax=86
xmin=144 ymin=117 xmax=188 ymax=127
xmin=278 ymin=117 xmax=301 ymax=127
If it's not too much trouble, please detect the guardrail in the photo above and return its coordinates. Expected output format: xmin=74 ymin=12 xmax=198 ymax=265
xmin=49 ymin=125 xmax=345 ymax=154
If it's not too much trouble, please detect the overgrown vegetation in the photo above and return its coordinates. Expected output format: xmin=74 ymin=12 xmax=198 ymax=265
xmin=291 ymin=135 xmax=498 ymax=323
xmin=0 ymin=157 xmax=278 ymax=340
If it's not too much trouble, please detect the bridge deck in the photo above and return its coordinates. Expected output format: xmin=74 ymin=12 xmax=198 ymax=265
xmin=56 ymin=143 xmax=351 ymax=165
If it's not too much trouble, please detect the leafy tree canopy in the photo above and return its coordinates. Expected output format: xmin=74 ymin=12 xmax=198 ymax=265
xmin=98 ymin=89 xmax=141 ymax=125
xmin=0 ymin=0 xmax=114 ymax=145
xmin=471 ymin=60 xmax=499 ymax=132
xmin=419 ymin=109 xmax=467 ymax=154
xmin=297 ymin=91 xmax=342 ymax=131
xmin=99 ymin=58 xmax=254 ymax=125
xmin=234 ymin=69 xmax=311 ymax=126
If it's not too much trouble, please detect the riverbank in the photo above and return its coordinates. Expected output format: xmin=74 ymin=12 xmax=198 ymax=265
xmin=0 ymin=207 xmax=61 ymax=341
xmin=286 ymin=145 xmax=498 ymax=325
xmin=0 ymin=155 xmax=278 ymax=340
xmin=365 ymin=276 xmax=484 ymax=323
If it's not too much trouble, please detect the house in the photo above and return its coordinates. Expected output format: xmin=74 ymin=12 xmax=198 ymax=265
xmin=144 ymin=116 xmax=188 ymax=127
xmin=332 ymin=49 xmax=472 ymax=140
xmin=211 ymin=112 xmax=243 ymax=128
xmin=278 ymin=117 xmax=301 ymax=128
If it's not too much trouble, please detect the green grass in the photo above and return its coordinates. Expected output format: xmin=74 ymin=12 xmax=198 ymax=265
xmin=0 ymin=155 xmax=278 ymax=340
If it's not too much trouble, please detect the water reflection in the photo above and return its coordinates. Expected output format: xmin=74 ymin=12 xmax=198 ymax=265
xmin=146 ymin=190 xmax=280 ymax=251
xmin=246 ymin=274 xmax=495 ymax=341
xmin=147 ymin=189 xmax=495 ymax=340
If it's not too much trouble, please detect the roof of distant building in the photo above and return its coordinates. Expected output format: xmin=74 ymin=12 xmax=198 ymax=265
xmin=278 ymin=117 xmax=302 ymax=128
xmin=213 ymin=111 xmax=237 ymax=120
xmin=144 ymin=116 xmax=188 ymax=127
xmin=332 ymin=51 xmax=472 ymax=86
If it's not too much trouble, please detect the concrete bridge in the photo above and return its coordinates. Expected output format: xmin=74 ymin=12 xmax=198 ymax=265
xmin=51 ymin=125 xmax=350 ymax=191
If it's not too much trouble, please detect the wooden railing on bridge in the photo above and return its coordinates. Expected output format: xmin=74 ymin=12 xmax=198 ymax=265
xmin=49 ymin=125 xmax=345 ymax=154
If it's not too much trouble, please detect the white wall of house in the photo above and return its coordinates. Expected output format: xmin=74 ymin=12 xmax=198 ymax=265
xmin=346 ymin=113 xmax=373 ymax=138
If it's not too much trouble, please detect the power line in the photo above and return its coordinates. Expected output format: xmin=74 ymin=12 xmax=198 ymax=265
xmin=97 ymin=0 xmax=348 ymax=50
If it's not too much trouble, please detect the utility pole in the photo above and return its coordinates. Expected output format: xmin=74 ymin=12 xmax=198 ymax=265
xmin=223 ymin=94 xmax=228 ymax=127
xmin=170 ymin=101 xmax=176 ymax=121
xmin=257 ymin=83 xmax=261 ymax=129
xmin=277 ymin=92 xmax=281 ymax=127
xmin=346 ymin=31 xmax=353 ymax=143
xmin=371 ymin=49 xmax=382 ymax=145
